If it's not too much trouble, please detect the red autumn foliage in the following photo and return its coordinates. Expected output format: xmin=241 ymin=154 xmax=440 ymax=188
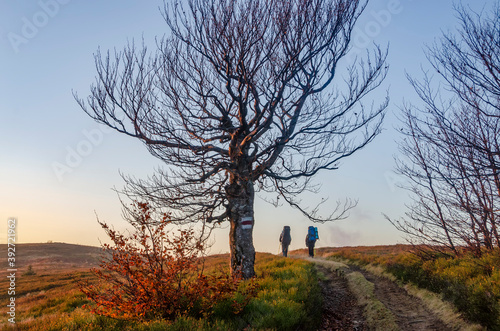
xmin=79 ymin=201 xmax=257 ymax=320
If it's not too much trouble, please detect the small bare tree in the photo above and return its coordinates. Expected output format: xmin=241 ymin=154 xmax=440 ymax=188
xmin=76 ymin=0 xmax=388 ymax=278
xmin=389 ymin=2 xmax=500 ymax=256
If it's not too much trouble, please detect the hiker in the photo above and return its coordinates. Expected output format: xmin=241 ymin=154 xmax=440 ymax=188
xmin=279 ymin=226 xmax=292 ymax=257
xmin=305 ymin=226 xmax=319 ymax=257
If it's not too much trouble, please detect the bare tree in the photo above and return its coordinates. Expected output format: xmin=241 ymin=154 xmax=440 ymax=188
xmin=388 ymin=2 xmax=500 ymax=256
xmin=76 ymin=0 xmax=388 ymax=278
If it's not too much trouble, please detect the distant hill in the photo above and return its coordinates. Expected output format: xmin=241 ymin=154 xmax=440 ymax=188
xmin=0 ymin=242 xmax=103 ymax=271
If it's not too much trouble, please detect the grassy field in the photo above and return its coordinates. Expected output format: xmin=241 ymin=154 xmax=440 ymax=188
xmin=0 ymin=244 xmax=321 ymax=330
xmin=2 ymin=243 xmax=499 ymax=330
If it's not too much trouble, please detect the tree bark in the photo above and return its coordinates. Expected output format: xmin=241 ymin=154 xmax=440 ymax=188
xmin=227 ymin=179 xmax=256 ymax=279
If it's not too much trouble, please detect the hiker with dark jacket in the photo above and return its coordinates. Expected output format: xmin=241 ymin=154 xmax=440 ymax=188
xmin=279 ymin=226 xmax=292 ymax=257
xmin=305 ymin=226 xmax=318 ymax=257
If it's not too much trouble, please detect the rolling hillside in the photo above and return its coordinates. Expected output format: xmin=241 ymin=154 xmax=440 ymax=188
xmin=0 ymin=243 xmax=102 ymax=273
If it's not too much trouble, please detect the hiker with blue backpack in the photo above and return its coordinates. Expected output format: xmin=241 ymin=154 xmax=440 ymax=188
xmin=305 ymin=226 xmax=319 ymax=257
xmin=279 ymin=226 xmax=292 ymax=257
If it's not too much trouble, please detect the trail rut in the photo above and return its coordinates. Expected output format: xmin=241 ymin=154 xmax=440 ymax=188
xmin=310 ymin=258 xmax=452 ymax=331
xmin=316 ymin=264 xmax=366 ymax=330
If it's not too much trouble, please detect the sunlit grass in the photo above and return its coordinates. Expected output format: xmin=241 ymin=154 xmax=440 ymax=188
xmin=1 ymin=253 xmax=321 ymax=331
xmin=0 ymin=268 xmax=94 ymax=330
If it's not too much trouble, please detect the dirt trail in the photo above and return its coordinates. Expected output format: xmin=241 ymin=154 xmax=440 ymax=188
xmin=311 ymin=259 xmax=452 ymax=331
xmin=316 ymin=264 xmax=367 ymax=330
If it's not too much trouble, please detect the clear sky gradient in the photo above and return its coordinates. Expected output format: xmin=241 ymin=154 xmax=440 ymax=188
xmin=0 ymin=0 xmax=488 ymax=254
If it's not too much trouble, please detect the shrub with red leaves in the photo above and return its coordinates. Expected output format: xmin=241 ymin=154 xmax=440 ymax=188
xmin=79 ymin=201 xmax=256 ymax=320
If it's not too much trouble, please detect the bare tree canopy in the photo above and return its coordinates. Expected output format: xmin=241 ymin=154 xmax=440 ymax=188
xmin=76 ymin=0 xmax=388 ymax=278
xmin=389 ymin=1 xmax=500 ymax=257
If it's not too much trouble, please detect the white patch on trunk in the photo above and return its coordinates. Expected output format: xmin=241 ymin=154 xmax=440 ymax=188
xmin=240 ymin=216 xmax=253 ymax=229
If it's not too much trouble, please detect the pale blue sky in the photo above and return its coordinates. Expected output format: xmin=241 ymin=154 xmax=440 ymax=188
xmin=0 ymin=0 xmax=489 ymax=254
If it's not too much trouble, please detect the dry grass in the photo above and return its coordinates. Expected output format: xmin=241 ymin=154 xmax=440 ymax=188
xmin=0 ymin=243 xmax=102 ymax=271
xmin=0 ymin=247 xmax=322 ymax=330
xmin=323 ymin=246 xmax=492 ymax=330
xmin=0 ymin=269 xmax=94 ymax=330
xmin=345 ymin=271 xmax=399 ymax=331
xmin=404 ymin=283 xmax=485 ymax=331
xmin=306 ymin=258 xmax=399 ymax=331
xmin=362 ymin=264 xmax=484 ymax=331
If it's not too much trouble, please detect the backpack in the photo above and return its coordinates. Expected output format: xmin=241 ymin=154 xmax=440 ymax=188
xmin=308 ymin=226 xmax=319 ymax=242
xmin=281 ymin=226 xmax=291 ymax=245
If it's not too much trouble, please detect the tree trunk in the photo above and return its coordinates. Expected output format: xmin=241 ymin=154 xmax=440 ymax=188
xmin=226 ymin=179 xmax=256 ymax=279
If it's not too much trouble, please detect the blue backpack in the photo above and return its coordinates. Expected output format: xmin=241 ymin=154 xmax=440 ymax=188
xmin=308 ymin=226 xmax=319 ymax=242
